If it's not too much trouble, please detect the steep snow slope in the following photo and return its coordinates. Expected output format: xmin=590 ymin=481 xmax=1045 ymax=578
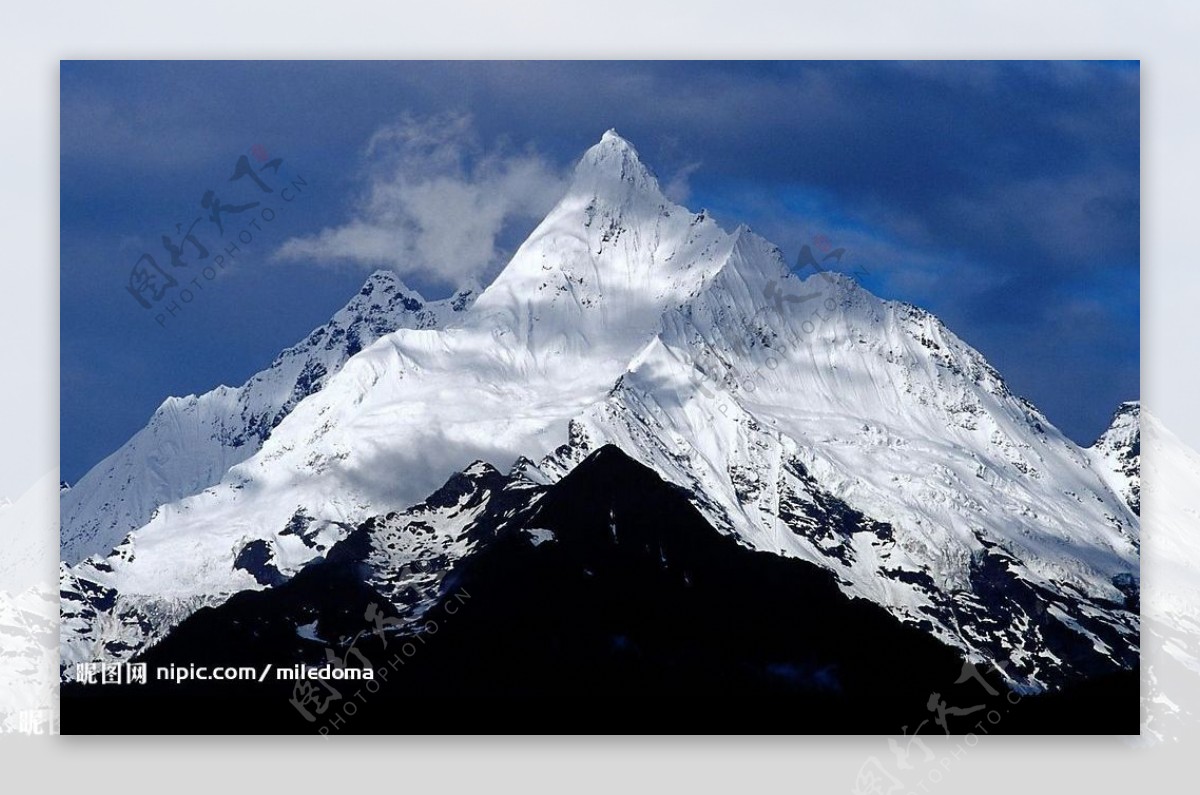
xmin=61 ymin=132 xmax=1139 ymax=691
xmin=555 ymin=229 xmax=1137 ymax=576
xmin=60 ymin=271 xmax=476 ymax=564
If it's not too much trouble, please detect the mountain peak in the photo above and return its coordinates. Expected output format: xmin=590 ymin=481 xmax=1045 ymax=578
xmin=365 ymin=268 xmax=401 ymax=285
xmin=337 ymin=270 xmax=477 ymax=327
xmin=1089 ymin=400 xmax=1142 ymax=515
xmin=357 ymin=268 xmax=419 ymax=298
xmin=569 ymin=130 xmax=661 ymax=201
xmin=1095 ymin=400 xmax=1141 ymax=447
xmin=600 ymin=127 xmax=628 ymax=144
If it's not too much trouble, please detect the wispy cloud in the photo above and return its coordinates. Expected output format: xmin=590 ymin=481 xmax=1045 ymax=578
xmin=663 ymin=161 xmax=703 ymax=204
xmin=273 ymin=113 xmax=568 ymax=289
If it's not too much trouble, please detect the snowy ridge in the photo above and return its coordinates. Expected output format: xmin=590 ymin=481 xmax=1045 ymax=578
xmin=60 ymin=271 xmax=477 ymax=564
xmin=61 ymin=131 xmax=1139 ymax=691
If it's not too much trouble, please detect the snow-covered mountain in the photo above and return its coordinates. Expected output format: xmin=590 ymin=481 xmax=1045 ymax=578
xmin=60 ymin=131 xmax=1139 ymax=693
xmin=60 ymin=271 xmax=477 ymax=564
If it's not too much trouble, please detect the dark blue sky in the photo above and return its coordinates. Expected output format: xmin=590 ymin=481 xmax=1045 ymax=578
xmin=61 ymin=61 xmax=1139 ymax=484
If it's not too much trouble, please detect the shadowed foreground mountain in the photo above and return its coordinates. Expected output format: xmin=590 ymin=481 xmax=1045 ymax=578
xmin=62 ymin=447 xmax=1135 ymax=733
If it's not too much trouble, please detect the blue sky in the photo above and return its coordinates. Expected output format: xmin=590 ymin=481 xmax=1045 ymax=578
xmin=60 ymin=61 xmax=1139 ymax=484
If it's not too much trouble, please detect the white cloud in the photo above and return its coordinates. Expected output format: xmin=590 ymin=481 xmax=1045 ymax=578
xmin=663 ymin=161 xmax=702 ymax=204
xmin=274 ymin=114 xmax=568 ymax=289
